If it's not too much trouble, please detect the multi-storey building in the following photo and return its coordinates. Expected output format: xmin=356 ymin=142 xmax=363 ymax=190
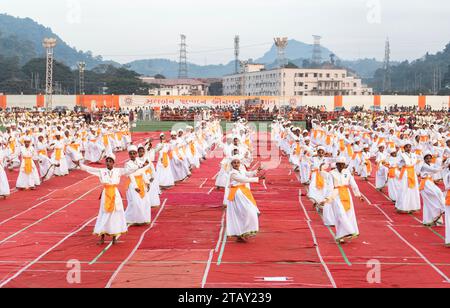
xmin=223 ymin=64 xmax=373 ymax=96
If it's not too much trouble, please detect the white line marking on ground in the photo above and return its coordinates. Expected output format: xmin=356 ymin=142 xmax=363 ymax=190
xmin=105 ymin=198 xmax=168 ymax=288
xmin=0 ymin=199 xmax=51 ymax=226
xmin=0 ymin=185 xmax=101 ymax=245
xmin=388 ymin=225 xmax=450 ymax=283
xmin=0 ymin=216 xmax=97 ymax=288
xmin=298 ymin=190 xmax=337 ymax=288
xmin=215 ymin=212 xmax=226 ymax=252
xmin=201 ymin=249 xmax=214 ymax=288
xmin=199 ymin=178 xmax=208 ymax=188
xmin=359 ymin=191 xmax=394 ymax=224
xmin=207 ymin=187 xmax=215 ymax=195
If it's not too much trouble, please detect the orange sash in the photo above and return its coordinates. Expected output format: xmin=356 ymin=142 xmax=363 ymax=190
xmin=55 ymin=148 xmax=62 ymax=161
xmin=9 ymin=142 xmax=15 ymax=153
xmin=326 ymin=135 xmax=332 ymax=146
xmin=38 ymin=150 xmax=47 ymax=156
xmin=314 ymin=130 xmax=319 ymax=139
xmin=314 ymin=170 xmax=324 ymax=190
xmin=295 ymin=143 xmax=301 ymax=155
xmin=388 ymin=167 xmax=397 ymax=179
xmin=347 ymin=144 xmax=354 ymax=157
xmin=339 ymin=139 xmax=345 ymax=152
xmin=162 ymin=152 xmax=169 ymax=168
xmin=134 ymin=175 xmax=146 ymax=199
xmin=446 ymin=191 xmax=450 ymax=206
xmin=419 ymin=136 xmax=428 ymax=142
xmin=190 ymin=142 xmax=196 ymax=156
xmin=399 ymin=166 xmax=416 ymax=189
xmin=24 ymin=157 xmax=33 ymax=175
xmin=103 ymin=135 xmax=109 ymax=146
xmin=419 ymin=176 xmax=432 ymax=191
xmin=103 ymin=185 xmax=117 ymax=213
xmin=116 ymin=132 xmax=123 ymax=141
xmin=365 ymin=160 xmax=372 ymax=174
xmin=145 ymin=167 xmax=153 ymax=176
xmin=174 ymin=148 xmax=183 ymax=161
xmin=70 ymin=144 xmax=80 ymax=151
xmin=352 ymin=151 xmax=362 ymax=160
xmin=337 ymin=186 xmax=351 ymax=212
xmin=228 ymin=185 xmax=257 ymax=206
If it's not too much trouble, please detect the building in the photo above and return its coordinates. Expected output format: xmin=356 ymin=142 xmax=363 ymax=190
xmin=139 ymin=77 xmax=209 ymax=96
xmin=223 ymin=64 xmax=373 ymax=96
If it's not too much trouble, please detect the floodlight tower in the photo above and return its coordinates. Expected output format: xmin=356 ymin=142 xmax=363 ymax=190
xmin=274 ymin=37 xmax=288 ymax=68
xmin=274 ymin=37 xmax=288 ymax=113
xmin=78 ymin=62 xmax=86 ymax=95
xmin=43 ymin=38 xmax=57 ymax=110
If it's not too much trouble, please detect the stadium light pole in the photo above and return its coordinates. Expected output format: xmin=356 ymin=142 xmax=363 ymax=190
xmin=43 ymin=38 xmax=57 ymax=111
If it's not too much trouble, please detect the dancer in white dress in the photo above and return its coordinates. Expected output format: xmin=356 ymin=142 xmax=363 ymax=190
xmin=419 ymin=153 xmax=445 ymax=226
xmin=16 ymin=137 xmax=41 ymax=190
xmin=76 ymin=154 xmax=145 ymax=245
xmin=324 ymin=157 xmax=365 ymax=243
xmin=226 ymin=156 xmax=264 ymax=242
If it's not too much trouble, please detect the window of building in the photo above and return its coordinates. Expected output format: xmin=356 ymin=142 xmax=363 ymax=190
xmin=314 ymin=73 xmax=318 ymax=78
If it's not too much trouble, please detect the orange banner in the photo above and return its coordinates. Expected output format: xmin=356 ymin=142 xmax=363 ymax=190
xmin=418 ymin=96 xmax=426 ymax=110
xmin=0 ymin=95 xmax=6 ymax=109
xmin=374 ymin=95 xmax=381 ymax=107
xmin=334 ymin=95 xmax=343 ymax=108
xmin=36 ymin=95 xmax=45 ymax=108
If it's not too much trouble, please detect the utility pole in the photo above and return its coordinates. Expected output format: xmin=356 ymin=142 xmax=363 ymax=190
xmin=178 ymin=34 xmax=188 ymax=79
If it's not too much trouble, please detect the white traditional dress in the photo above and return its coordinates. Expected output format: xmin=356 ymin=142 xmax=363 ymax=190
xmin=375 ymin=150 xmax=388 ymax=189
xmin=50 ymin=140 xmax=69 ymax=176
xmin=79 ymin=164 xmax=134 ymax=237
xmin=16 ymin=145 xmax=41 ymax=189
xmin=386 ymin=156 xmax=401 ymax=202
xmin=419 ymin=163 xmax=445 ymax=225
xmin=124 ymin=159 xmax=151 ymax=225
xmin=0 ymin=147 xmax=10 ymax=196
xmin=328 ymin=168 xmax=362 ymax=241
xmin=226 ymin=169 xmax=260 ymax=238
xmin=156 ymin=143 xmax=175 ymax=188
xmin=443 ymin=171 xmax=450 ymax=247
xmin=396 ymin=152 xmax=421 ymax=213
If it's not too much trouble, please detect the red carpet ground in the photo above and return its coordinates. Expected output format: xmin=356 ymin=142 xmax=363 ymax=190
xmin=0 ymin=132 xmax=449 ymax=288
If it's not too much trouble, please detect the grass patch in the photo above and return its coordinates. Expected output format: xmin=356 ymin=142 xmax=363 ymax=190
xmin=132 ymin=121 xmax=306 ymax=132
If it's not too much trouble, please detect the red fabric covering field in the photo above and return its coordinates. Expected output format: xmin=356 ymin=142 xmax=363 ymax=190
xmin=0 ymin=132 xmax=449 ymax=288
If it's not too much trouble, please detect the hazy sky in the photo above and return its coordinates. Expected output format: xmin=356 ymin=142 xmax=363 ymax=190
xmin=1 ymin=0 xmax=449 ymax=64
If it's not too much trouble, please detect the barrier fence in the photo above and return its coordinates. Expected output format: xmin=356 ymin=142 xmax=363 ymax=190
xmin=0 ymin=94 xmax=449 ymax=112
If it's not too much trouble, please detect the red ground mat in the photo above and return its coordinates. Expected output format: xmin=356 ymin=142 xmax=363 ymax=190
xmin=0 ymin=134 xmax=449 ymax=288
